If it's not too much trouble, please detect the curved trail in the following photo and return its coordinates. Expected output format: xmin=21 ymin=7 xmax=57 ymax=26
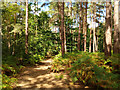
xmin=14 ymin=58 xmax=87 ymax=89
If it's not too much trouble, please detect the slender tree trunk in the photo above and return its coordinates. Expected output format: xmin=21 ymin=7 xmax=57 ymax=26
xmin=96 ymin=35 xmax=98 ymax=51
xmin=12 ymin=2 xmax=17 ymax=55
xmin=110 ymin=1 xmax=114 ymax=51
xmin=83 ymin=2 xmax=85 ymax=51
xmin=69 ymin=1 xmax=73 ymax=52
xmin=96 ymin=3 xmax=99 ymax=52
xmin=25 ymin=0 xmax=28 ymax=54
xmin=96 ymin=24 xmax=98 ymax=52
xmin=7 ymin=19 xmax=11 ymax=53
xmin=75 ymin=4 xmax=79 ymax=49
xmin=103 ymin=3 xmax=106 ymax=52
xmin=89 ymin=2 xmax=93 ymax=52
xmin=89 ymin=29 xmax=92 ymax=52
xmin=7 ymin=26 xmax=10 ymax=51
xmin=83 ymin=2 xmax=87 ymax=52
xmin=64 ymin=23 xmax=67 ymax=52
xmin=58 ymin=1 xmax=65 ymax=57
xmin=119 ymin=6 xmax=120 ymax=54
xmin=105 ymin=1 xmax=112 ymax=57
xmin=93 ymin=2 xmax=97 ymax=52
xmin=113 ymin=0 xmax=119 ymax=54
xmin=78 ymin=2 xmax=82 ymax=51
xmin=12 ymin=13 xmax=16 ymax=55
xmin=58 ymin=1 xmax=62 ymax=53
xmin=61 ymin=2 xmax=65 ymax=57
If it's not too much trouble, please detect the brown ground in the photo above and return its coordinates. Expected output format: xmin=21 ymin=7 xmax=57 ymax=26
xmin=14 ymin=58 xmax=89 ymax=89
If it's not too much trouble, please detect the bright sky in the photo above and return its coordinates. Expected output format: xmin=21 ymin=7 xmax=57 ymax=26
xmin=31 ymin=1 xmax=106 ymax=29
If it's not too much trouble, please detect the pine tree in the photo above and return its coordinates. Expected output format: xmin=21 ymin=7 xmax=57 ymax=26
xmin=105 ymin=1 xmax=112 ymax=57
xmin=58 ymin=1 xmax=65 ymax=57
xmin=113 ymin=0 xmax=119 ymax=54
xmin=25 ymin=0 xmax=28 ymax=54
xmin=78 ymin=2 xmax=82 ymax=51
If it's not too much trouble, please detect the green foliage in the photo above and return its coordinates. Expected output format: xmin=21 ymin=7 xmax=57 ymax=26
xmin=29 ymin=11 xmax=60 ymax=60
xmin=55 ymin=74 xmax=63 ymax=80
xmin=2 ymin=2 xmax=119 ymax=89
xmin=2 ymin=2 xmax=60 ymax=89
xmin=2 ymin=74 xmax=17 ymax=89
xmin=51 ymin=52 xmax=120 ymax=88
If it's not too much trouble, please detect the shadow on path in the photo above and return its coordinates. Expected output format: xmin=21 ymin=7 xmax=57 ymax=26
xmin=14 ymin=59 xmax=86 ymax=89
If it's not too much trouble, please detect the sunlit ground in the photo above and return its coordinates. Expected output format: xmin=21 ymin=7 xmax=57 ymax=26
xmin=15 ymin=59 xmax=89 ymax=89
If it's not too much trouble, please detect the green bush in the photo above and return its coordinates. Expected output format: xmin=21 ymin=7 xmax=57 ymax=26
xmin=2 ymin=74 xmax=17 ymax=89
xmin=51 ymin=52 xmax=120 ymax=88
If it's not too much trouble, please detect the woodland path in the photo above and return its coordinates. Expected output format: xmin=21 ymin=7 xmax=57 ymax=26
xmin=14 ymin=58 xmax=89 ymax=90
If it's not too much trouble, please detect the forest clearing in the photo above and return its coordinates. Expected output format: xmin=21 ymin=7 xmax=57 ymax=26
xmin=1 ymin=0 xmax=120 ymax=89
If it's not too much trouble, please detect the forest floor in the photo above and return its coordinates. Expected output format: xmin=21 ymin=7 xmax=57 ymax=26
xmin=14 ymin=58 xmax=90 ymax=89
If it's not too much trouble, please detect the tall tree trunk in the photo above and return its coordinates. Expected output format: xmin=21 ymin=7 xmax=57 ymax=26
xmin=12 ymin=2 xmax=17 ymax=55
xmin=7 ymin=19 xmax=11 ymax=53
xmin=105 ymin=1 xmax=112 ymax=57
xmin=7 ymin=26 xmax=11 ymax=51
xmin=61 ymin=2 xmax=65 ymax=57
xmin=58 ymin=1 xmax=62 ymax=53
xmin=93 ymin=2 xmax=97 ymax=52
xmin=83 ymin=2 xmax=85 ymax=51
xmin=119 ymin=3 xmax=120 ymax=54
xmin=111 ymin=2 xmax=113 ymax=51
xmin=78 ymin=2 xmax=82 ymax=51
xmin=75 ymin=3 xmax=79 ymax=49
xmin=84 ymin=2 xmax=87 ymax=52
xmin=58 ymin=1 xmax=65 ymax=57
xmin=25 ymin=0 xmax=28 ymax=54
xmin=89 ymin=3 xmax=92 ymax=52
xmin=69 ymin=1 xmax=73 ymax=52
xmin=12 ymin=13 xmax=16 ymax=55
xmin=64 ymin=23 xmax=67 ymax=52
xmin=103 ymin=3 xmax=106 ymax=52
xmin=113 ymin=0 xmax=119 ymax=54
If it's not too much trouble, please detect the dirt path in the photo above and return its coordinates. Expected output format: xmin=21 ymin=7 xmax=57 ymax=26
xmin=14 ymin=58 xmax=87 ymax=89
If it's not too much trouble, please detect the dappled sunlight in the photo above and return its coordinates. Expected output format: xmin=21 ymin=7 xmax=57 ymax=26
xmin=2 ymin=1 xmax=120 ymax=89
xmin=15 ymin=59 xmax=85 ymax=89
xmin=34 ymin=65 xmax=51 ymax=70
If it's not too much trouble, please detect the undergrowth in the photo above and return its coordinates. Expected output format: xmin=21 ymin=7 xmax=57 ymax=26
xmin=2 ymin=53 xmax=45 ymax=89
xmin=51 ymin=51 xmax=120 ymax=88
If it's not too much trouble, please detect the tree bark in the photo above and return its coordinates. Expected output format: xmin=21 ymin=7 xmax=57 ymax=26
xmin=105 ymin=1 xmax=112 ymax=57
xmin=64 ymin=23 xmax=67 ymax=52
xmin=78 ymin=2 xmax=82 ymax=51
xmin=113 ymin=0 xmax=119 ymax=54
xmin=12 ymin=2 xmax=17 ymax=55
xmin=58 ymin=1 xmax=65 ymax=57
xmin=69 ymin=1 xmax=73 ymax=52
xmin=12 ymin=13 xmax=16 ymax=55
xmin=89 ymin=2 xmax=93 ymax=52
xmin=25 ymin=0 xmax=28 ymax=54
xmin=84 ymin=2 xmax=87 ymax=52
xmin=7 ymin=18 xmax=11 ymax=53
xmin=58 ymin=1 xmax=62 ymax=53
xmin=93 ymin=2 xmax=97 ymax=52
xmin=61 ymin=2 xmax=65 ymax=57
xmin=83 ymin=2 xmax=85 ymax=51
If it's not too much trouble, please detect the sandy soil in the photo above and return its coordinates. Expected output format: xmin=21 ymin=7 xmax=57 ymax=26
xmin=14 ymin=58 xmax=89 ymax=89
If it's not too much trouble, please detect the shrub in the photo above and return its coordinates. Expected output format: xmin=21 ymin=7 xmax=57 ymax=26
xmin=51 ymin=52 xmax=120 ymax=88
